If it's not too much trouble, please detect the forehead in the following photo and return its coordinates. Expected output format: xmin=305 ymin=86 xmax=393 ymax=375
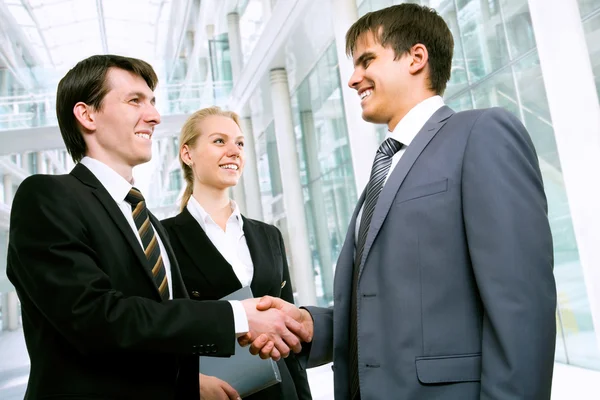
xmin=105 ymin=68 xmax=153 ymax=95
xmin=198 ymin=115 xmax=243 ymax=136
xmin=352 ymin=31 xmax=384 ymax=59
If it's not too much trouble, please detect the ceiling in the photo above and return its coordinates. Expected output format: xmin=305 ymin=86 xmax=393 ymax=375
xmin=2 ymin=0 xmax=174 ymax=74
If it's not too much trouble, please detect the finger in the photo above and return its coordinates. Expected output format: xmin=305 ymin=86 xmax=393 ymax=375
xmin=272 ymin=335 xmax=291 ymax=359
xmin=259 ymin=340 xmax=275 ymax=359
xmin=284 ymin=315 xmax=310 ymax=345
xmin=270 ymin=346 xmax=281 ymax=361
xmin=249 ymin=334 xmax=269 ymax=355
xmin=237 ymin=333 xmax=252 ymax=347
xmin=256 ymin=295 xmax=275 ymax=311
xmin=219 ymin=380 xmax=241 ymax=400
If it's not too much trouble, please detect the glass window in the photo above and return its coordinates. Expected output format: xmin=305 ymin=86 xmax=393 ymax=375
xmin=455 ymin=0 xmax=510 ymax=83
xmin=500 ymin=0 xmax=536 ymax=60
xmin=291 ymin=43 xmax=358 ymax=306
xmin=582 ymin=10 xmax=600 ymax=101
xmin=578 ymin=0 xmax=600 ymax=18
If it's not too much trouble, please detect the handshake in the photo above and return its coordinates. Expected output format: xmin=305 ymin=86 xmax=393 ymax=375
xmin=239 ymin=296 xmax=314 ymax=361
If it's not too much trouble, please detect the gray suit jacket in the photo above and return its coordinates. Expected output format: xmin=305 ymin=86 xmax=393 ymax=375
xmin=301 ymin=106 xmax=557 ymax=399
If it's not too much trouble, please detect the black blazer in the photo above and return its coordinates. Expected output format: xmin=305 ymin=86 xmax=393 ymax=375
xmin=6 ymin=164 xmax=237 ymax=400
xmin=162 ymin=207 xmax=313 ymax=400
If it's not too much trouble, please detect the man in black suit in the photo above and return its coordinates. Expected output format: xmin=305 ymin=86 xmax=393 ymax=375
xmin=6 ymin=54 xmax=308 ymax=400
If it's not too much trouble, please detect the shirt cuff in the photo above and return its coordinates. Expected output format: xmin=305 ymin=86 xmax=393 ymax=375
xmin=228 ymin=300 xmax=249 ymax=338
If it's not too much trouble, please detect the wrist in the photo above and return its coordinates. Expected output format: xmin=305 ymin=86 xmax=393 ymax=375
xmin=300 ymin=308 xmax=314 ymax=341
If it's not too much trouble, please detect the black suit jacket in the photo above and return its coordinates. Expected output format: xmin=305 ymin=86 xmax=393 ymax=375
xmin=6 ymin=164 xmax=237 ymax=400
xmin=162 ymin=207 xmax=312 ymax=400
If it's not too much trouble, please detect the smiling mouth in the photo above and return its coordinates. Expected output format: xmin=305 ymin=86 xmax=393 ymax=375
xmin=220 ymin=164 xmax=239 ymax=171
xmin=359 ymin=89 xmax=373 ymax=101
xmin=135 ymin=133 xmax=151 ymax=140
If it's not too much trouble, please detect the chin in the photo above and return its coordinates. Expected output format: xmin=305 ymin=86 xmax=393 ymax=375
xmin=133 ymin=154 xmax=152 ymax=166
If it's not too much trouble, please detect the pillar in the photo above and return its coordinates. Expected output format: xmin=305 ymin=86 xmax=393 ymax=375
xmin=270 ymin=68 xmax=317 ymax=305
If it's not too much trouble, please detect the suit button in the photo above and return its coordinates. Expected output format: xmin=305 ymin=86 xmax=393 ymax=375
xmin=191 ymin=291 xmax=200 ymax=298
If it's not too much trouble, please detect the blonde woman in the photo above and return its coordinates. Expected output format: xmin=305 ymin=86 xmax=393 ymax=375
xmin=161 ymin=107 xmax=312 ymax=400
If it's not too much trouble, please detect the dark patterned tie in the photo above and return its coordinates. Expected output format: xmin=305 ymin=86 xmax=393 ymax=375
xmin=125 ymin=187 xmax=170 ymax=301
xmin=349 ymin=138 xmax=403 ymax=400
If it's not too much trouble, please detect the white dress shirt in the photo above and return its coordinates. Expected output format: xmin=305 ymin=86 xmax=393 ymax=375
xmin=80 ymin=157 xmax=173 ymax=298
xmin=355 ymin=95 xmax=445 ymax=243
xmin=186 ymin=196 xmax=251 ymax=335
xmin=186 ymin=196 xmax=254 ymax=286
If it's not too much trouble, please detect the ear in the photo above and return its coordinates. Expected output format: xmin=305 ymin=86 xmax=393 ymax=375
xmin=73 ymin=102 xmax=96 ymax=132
xmin=180 ymin=144 xmax=193 ymax=166
xmin=408 ymin=43 xmax=429 ymax=75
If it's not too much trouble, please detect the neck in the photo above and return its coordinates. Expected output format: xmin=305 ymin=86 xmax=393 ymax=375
xmin=191 ymin=183 xmax=232 ymax=217
xmin=387 ymin=90 xmax=437 ymax=132
xmin=86 ymin=153 xmax=134 ymax=183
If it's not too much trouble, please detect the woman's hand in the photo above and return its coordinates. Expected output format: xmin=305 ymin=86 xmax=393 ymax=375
xmin=199 ymin=373 xmax=241 ymax=400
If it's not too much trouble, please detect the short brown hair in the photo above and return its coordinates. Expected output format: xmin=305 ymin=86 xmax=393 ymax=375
xmin=346 ymin=4 xmax=453 ymax=95
xmin=56 ymin=55 xmax=159 ymax=163
xmin=178 ymin=106 xmax=242 ymax=211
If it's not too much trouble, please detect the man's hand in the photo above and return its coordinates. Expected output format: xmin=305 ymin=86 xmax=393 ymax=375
xmin=240 ymin=298 xmax=311 ymax=361
xmin=240 ymin=296 xmax=314 ymax=360
xmin=199 ymin=374 xmax=240 ymax=400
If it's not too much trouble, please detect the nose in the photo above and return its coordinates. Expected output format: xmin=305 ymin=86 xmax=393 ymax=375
xmin=348 ymin=67 xmax=362 ymax=89
xmin=227 ymin=142 xmax=241 ymax=158
xmin=145 ymin=103 xmax=161 ymax=125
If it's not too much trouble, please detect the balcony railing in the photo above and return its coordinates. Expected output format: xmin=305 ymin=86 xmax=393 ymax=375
xmin=0 ymin=80 xmax=233 ymax=131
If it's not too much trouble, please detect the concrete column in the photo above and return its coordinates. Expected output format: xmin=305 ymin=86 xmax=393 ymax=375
xmin=301 ymin=111 xmax=334 ymax=303
xmin=331 ymin=0 xmax=379 ymax=194
xmin=227 ymin=11 xmax=264 ymax=220
xmin=227 ymin=12 xmax=244 ymax=83
xmin=36 ymin=152 xmax=46 ymax=174
xmin=240 ymin=116 xmax=264 ymax=220
xmin=3 ymin=174 xmax=18 ymax=331
xmin=529 ymin=0 xmax=600 ymax=350
xmin=46 ymin=157 xmax=53 ymax=175
xmin=270 ymin=68 xmax=317 ymax=305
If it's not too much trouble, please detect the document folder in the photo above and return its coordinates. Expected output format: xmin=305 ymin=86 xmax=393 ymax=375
xmin=199 ymin=286 xmax=282 ymax=397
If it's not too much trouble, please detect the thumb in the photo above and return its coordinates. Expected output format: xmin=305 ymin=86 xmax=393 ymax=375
xmin=256 ymin=295 xmax=276 ymax=311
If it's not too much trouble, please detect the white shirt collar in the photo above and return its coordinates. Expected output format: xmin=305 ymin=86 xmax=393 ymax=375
xmin=387 ymin=95 xmax=445 ymax=146
xmin=186 ymin=195 xmax=243 ymax=231
xmin=80 ymin=156 xmax=133 ymax=204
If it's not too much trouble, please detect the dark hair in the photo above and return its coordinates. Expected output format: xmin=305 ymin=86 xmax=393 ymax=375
xmin=345 ymin=4 xmax=453 ymax=95
xmin=56 ymin=54 xmax=159 ymax=162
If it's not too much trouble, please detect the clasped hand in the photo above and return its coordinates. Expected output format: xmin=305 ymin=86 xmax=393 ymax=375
xmin=240 ymin=296 xmax=314 ymax=361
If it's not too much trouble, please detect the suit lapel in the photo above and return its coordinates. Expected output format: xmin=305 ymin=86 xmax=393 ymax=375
xmin=171 ymin=208 xmax=242 ymax=291
xmin=71 ymin=164 xmax=160 ymax=294
xmin=243 ymin=217 xmax=277 ymax=296
xmin=358 ymin=106 xmax=454 ymax=278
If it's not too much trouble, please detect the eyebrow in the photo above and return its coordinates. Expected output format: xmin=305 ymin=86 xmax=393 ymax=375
xmin=126 ymin=91 xmax=156 ymax=105
xmin=208 ymin=132 xmax=245 ymax=140
xmin=354 ymin=51 xmax=376 ymax=67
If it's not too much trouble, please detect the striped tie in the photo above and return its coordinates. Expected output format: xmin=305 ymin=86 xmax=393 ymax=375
xmin=125 ymin=187 xmax=170 ymax=301
xmin=349 ymin=137 xmax=403 ymax=400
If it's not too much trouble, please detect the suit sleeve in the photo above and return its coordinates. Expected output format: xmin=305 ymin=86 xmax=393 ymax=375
xmin=7 ymin=176 xmax=236 ymax=357
xmin=462 ymin=108 xmax=556 ymax=399
xmin=276 ymin=227 xmax=313 ymax=400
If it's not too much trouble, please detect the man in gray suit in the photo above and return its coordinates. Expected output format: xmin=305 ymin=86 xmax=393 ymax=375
xmin=246 ymin=4 xmax=557 ymax=399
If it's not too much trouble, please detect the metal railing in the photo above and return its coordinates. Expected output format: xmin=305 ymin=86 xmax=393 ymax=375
xmin=0 ymin=80 xmax=233 ymax=131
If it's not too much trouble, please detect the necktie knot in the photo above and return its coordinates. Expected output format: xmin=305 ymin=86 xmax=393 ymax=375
xmin=125 ymin=187 xmax=145 ymax=207
xmin=378 ymin=137 xmax=403 ymax=157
